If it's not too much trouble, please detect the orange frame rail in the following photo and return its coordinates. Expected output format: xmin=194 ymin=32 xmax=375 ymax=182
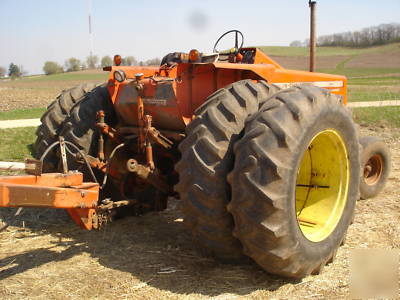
xmin=0 ymin=172 xmax=99 ymax=230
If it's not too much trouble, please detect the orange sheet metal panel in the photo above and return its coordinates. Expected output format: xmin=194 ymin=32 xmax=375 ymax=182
xmin=0 ymin=172 xmax=83 ymax=186
xmin=66 ymin=208 xmax=96 ymax=230
xmin=0 ymin=173 xmax=99 ymax=209
xmin=213 ymin=62 xmax=347 ymax=104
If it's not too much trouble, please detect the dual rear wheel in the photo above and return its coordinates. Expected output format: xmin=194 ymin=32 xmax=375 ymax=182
xmin=177 ymin=83 xmax=368 ymax=278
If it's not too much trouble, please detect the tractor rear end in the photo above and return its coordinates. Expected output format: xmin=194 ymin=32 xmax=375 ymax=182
xmin=0 ymin=30 xmax=391 ymax=278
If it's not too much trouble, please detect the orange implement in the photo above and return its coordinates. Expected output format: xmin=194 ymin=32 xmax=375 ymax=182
xmin=0 ymin=172 xmax=99 ymax=230
xmin=0 ymin=172 xmax=99 ymax=209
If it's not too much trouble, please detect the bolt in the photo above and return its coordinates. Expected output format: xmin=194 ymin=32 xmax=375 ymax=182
xmin=127 ymin=159 xmax=137 ymax=172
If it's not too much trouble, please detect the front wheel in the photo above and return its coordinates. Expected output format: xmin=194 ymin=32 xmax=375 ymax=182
xmin=228 ymin=86 xmax=360 ymax=278
xmin=359 ymin=136 xmax=391 ymax=199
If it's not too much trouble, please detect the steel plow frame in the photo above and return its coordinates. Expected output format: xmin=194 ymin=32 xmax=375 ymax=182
xmin=0 ymin=172 xmax=99 ymax=230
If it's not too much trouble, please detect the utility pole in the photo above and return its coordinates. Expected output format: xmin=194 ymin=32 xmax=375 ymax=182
xmin=88 ymin=0 xmax=94 ymax=64
xmin=309 ymin=0 xmax=317 ymax=72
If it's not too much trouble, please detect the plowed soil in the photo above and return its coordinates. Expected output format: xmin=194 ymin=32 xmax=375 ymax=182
xmin=0 ymin=70 xmax=105 ymax=111
xmin=346 ymin=51 xmax=400 ymax=68
xmin=270 ymin=55 xmax=352 ymax=70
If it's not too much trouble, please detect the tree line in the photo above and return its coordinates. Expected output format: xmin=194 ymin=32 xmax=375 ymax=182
xmin=42 ymin=55 xmax=161 ymax=76
xmin=0 ymin=55 xmax=162 ymax=79
xmin=290 ymin=23 xmax=400 ymax=48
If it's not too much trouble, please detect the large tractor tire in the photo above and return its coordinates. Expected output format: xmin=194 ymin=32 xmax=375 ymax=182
xmin=175 ymin=80 xmax=279 ymax=260
xmin=35 ymin=83 xmax=115 ymax=179
xmin=359 ymin=136 xmax=391 ymax=199
xmin=59 ymin=84 xmax=115 ymax=165
xmin=228 ymin=86 xmax=360 ymax=278
xmin=34 ymin=83 xmax=101 ymax=171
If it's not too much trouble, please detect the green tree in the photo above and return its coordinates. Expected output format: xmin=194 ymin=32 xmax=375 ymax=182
xmin=86 ymin=55 xmax=99 ymax=69
xmin=8 ymin=63 xmax=22 ymax=79
xmin=101 ymin=55 xmax=112 ymax=67
xmin=65 ymin=57 xmax=81 ymax=72
xmin=0 ymin=66 xmax=6 ymax=77
xmin=43 ymin=61 xmax=63 ymax=75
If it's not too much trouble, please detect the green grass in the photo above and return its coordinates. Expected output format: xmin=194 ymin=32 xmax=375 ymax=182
xmin=348 ymin=89 xmax=400 ymax=102
xmin=0 ymin=128 xmax=36 ymax=161
xmin=259 ymin=42 xmax=400 ymax=57
xmin=317 ymin=68 xmax=400 ymax=78
xmin=353 ymin=106 xmax=400 ymax=128
xmin=335 ymin=56 xmax=356 ymax=70
xmin=20 ymin=72 xmax=107 ymax=82
xmin=348 ymin=75 xmax=400 ymax=85
xmin=0 ymin=108 xmax=46 ymax=120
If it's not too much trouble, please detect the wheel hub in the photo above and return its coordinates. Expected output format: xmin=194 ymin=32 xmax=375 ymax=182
xmin=363 ymin=154 xmax=383 ymax=186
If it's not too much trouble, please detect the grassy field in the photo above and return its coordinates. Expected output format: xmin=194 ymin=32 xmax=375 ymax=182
xmin=0 ymin=128 xmax=36 ymax=161
xmin=319 ymin=67 xmax=400 ymax=77
xmin=0 ymin=107 xmax=46 ymax=120
xmin=353 ymin=106 xmax=400 ymax=128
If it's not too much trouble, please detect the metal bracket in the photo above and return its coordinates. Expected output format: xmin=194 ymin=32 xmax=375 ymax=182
xmin=126 ymin=159 xmax=171 ymax=194
xmin=59 ymin=136 xmax=68 ymax=174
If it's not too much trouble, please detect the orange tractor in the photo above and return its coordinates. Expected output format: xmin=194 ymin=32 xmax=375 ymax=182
xmin=0 ymin=31 xmax=390 ymax=278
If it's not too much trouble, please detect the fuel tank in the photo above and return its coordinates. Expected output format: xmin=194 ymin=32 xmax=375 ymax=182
xmin=114 ymin=79 xmax=185 ymax=131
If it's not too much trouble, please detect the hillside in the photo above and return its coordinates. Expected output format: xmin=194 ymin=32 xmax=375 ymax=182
xmin=259 ymin=43 xmax=400 ymax=76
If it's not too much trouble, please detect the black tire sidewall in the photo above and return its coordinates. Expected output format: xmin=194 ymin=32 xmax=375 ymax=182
xmin=285 ymin=105 xmax=359 ymax=264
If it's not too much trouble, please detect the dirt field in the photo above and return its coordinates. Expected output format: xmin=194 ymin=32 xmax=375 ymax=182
xmin=270 ymin=55 xmax=352 ymax=70
xmin=346 ymin=51 xmax=400 ymax=68
xmin=268 ymin=43 xmax=400 ymax=71
xmin=0 ymin=70 xmax=106 ymax=111
xmin=0 ymin=126 xmax=398 ymax=299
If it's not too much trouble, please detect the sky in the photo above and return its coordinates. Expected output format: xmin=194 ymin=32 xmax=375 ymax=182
xmin=0 ymin=0 xmax=399 ymax=75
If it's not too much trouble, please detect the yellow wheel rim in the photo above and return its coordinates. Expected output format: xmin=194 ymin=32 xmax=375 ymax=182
xmin=295 ymin=129 xmax=349 ymax=242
